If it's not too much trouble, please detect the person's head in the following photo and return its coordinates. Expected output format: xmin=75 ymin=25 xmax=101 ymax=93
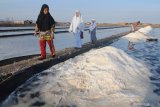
xmin=75 ymin=10 xmax=80 ymax=17
xmin=137 ymin=21 xmax=140 ymax=24
xmin=91 ymin=19 xmax=96 ymax=23
xmin=40 ymin=4 xmax=49 ymax=15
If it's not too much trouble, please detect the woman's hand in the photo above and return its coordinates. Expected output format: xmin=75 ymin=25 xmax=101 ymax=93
xmin=34 ymin=24 xmax=39 ymax=36
xmin=34 ymin=31 xmax=37 ymax=36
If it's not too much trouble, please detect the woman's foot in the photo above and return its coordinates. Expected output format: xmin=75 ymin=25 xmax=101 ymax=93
xmin=38 ymin=57 xmax=46 ymax=60
xmin=51 ymin=54 xmax=56 ymax=58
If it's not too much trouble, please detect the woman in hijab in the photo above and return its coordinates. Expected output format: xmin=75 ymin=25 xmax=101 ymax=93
xmin=89 ymin=19 xmax=97 ymax=44
xmin=34 ymin=4 xmax=56 ymax=60
xmin=69 ymin=10 xmax=84 ymax=49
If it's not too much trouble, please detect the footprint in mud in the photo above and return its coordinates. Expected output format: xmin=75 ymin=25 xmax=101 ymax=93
xmin=30 ymin=101 xmax=46 ymax=107
xmin=30 ymin=82 xmax=40 ymax=88
xmin=153 ymin=88 xmax=160 ymax=96
xmin=39 ymin=72 xmax=50 ymax=76
xmin=19 ymin=93 xmax=26 ymax=98
xmin=30 ymin=76 xmax=41 ymax=83
xmin=150 ymin=76 xmax=160 ymax=81
xmin=11 ymin=92 xmax=44 ymax=107
xmin=15 ymin=86 xmax=31 ymax=94
xmin=30 ymin=91 xmax=40 ymax=99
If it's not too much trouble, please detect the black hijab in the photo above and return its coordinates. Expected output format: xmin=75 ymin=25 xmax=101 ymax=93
xmin=36 ymin=4 xmax=55 ymax=31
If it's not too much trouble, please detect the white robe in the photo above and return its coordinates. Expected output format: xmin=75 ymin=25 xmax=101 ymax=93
xmin=89 ymin=22 xmax=96 ymax=31
xmin=89 ymin=22 xmax=97 ymax=43
xmin=69 ymin=15 xmax=84 ymax=48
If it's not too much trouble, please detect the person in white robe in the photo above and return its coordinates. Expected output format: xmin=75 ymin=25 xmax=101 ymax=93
xmin=89 ymin=19 xmax=97 ymax=43
xmin=69 ymin=10 xmax=84 ymax=48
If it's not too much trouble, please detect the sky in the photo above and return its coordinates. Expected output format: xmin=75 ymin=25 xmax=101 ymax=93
xmin=0 ymin=0 xmax=160 ymax=23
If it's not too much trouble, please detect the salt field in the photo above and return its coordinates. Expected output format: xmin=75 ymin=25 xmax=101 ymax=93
xmin=1 ymin=26 xmax=160 ymax=107
xmin=1 ymin=0 xmax=160 ymax=106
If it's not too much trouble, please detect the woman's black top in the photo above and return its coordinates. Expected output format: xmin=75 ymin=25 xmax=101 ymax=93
xmin=36 ymin=13 xmax=55 ymax=32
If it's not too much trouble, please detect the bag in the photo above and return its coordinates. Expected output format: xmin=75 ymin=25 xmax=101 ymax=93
xmin=80 ymin=31 xmax=84 ymax=39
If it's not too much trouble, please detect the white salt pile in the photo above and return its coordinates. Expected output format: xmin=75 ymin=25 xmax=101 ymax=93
xmin=3 ymin=46 xmax=159 ymax=107
xmin=112 ymin=26 xmax=154 ymax=50
xmin=138 ymin=26 xmax=153 ymax=35
xmin=123 ymin=26 xmax=153 ymax=42
xmin=46 ymin=46 xmax=159 ymax=107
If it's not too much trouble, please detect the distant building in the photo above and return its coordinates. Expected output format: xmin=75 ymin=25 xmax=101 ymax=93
xmin=14 ymin=21 xmax=24 ymax=24
xmin=13 ymin=20 xmax=33 ymax=24
xmin=24 ymin=20 xmax=33 ymax=24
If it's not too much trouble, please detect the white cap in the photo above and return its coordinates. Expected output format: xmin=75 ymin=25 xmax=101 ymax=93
xmin=75 ymin=10 xmax=80 ymax=13
xmin=92 ymin=19 xmax=96 ymax=21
